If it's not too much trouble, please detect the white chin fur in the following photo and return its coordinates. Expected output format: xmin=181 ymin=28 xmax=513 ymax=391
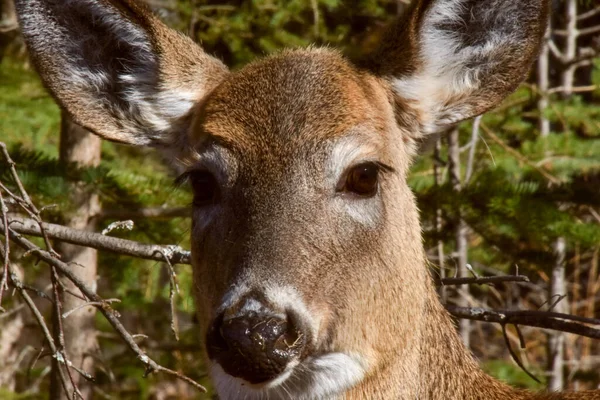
xmin=211 ymin=352 xmax=366 ymax=400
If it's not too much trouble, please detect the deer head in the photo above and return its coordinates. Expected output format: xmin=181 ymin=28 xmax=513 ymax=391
xmin=15 ymin=0 xmax=551 ymax=399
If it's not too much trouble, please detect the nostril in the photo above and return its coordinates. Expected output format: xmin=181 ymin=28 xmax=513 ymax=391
xmin=206 ymin=311 xmax=306 ymax=384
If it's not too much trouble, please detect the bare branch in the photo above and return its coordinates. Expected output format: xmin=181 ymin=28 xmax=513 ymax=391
xmin=577 ymin=5 xmax=600 ymax=21
xmin=0 ymin=190 xmax=10 ymax=309
xmin=547 ymin=39 xmax=566 ymax=62
xmin=578 ymin=24 xmax=600 ymax=37
xmin=502 ymin=324 xmax=541 ymax=383
xmin=98 ymin=207 xmax=190 ymax=220
xmin=437 ymin=274 xmax=530 ymax=286
xmin=4 ymin=228 xmax=206 ymax=393
xmin=548 ymin=85 xmax=598 ymax=94
xmin=0 ymin=216 xmax=191 ymax=265
xmin=446 ymin=306 xmax=600 ymax=339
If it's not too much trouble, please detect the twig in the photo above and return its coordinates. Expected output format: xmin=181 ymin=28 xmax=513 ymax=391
xmin=51 ymin=267 xmax=86 ymax=399
xmin=99 ymin=207 xmax=189 ymax=220
xmin=446 ymin=305 xmax=600 ymax=339
xmin=548 ymin=85 xmax=597 ymax=94
xmin=0 ymin=216 xmax=191 ymax=265
xmin=62 ymin=299 xmax=121 ymax=319
xmin=547 ymin=39 xmax=565 ymax=62
xmin=479 ymin=122 xmax=561 ymax=185
xmin=577 ymin=5 xmax=600 ymax=21
xmin=502 ymin=324 xmax=540 ymax=382
xmin=0 ymin=142 xmax=57 ymax=256
xmin=158 ymin=251 xmax=180 ymax=341
xmin=5 ymin=228 xmax=206 ymax=392
xmin=3 ymin=259 xmax=73 ymax=396
xmin=437 ymin=274 xmax=530 ymax=286
xmin=0 ymin=190 xmax=10 ymax=309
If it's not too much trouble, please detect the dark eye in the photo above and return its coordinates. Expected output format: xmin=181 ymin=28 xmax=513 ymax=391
xmin=341 ymin=162 xmax=380 ymax=197
xmin=189 ymin=170 xmax=219 ymax=207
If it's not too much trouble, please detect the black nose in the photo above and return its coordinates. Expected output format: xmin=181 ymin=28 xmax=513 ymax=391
xmin=206 ymin=309 xmax=306 ymax=384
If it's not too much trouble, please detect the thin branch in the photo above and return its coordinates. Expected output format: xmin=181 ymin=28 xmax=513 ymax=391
xmin=0 ymin=190 xmax=10 ymax=309
xmin=51 ymin=267 xmax=86 ymax=399
xmin=578 ymin=24 xmax=600 ymax=37
xmin=4 ymin=260 xmax=73 ymax=396
xmin=547 ymin=39 xmax=566 ymax=62
xmin=548 ymin=85 xmax=598 ymax=94
xmin=577 ymin=5 xmax=600 ymax=21
xmin=437 ymin=274 xmax=530 ymax=286
xmin=158 ymin=251 xmax=180 ymax=341
xmin=5 ymin=228 xmax=206 ymax=393
xmin=0 ymin=216 xmax=191 ymax=265
xmin=446 ymin=305 xmax=600 ymax=339
xmin=502 ymin=324 xmax=541 ymax=382
xmin=0 ymin=142 xmax=57 ymax=255
xmin=479 ymin=122 xmax=561 ymax=185
xmin=99 ymin=207 xmax=189 ymax=220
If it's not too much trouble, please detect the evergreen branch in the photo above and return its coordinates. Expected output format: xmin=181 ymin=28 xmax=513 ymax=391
xmin=479 ymin=123 xmax=561 ymax=185
xmin=446 ymin=306 xmax=600 ymax=339
xmin=0 ymin=216 xmax=191 ymax=265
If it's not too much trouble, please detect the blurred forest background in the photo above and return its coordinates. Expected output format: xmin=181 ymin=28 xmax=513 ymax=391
xmin=0 ymin=0 xmax=599 ymax=399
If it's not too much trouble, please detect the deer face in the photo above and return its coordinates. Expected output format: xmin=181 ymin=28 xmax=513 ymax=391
xmin=15 ymin=0 xmax=547 ymax=398
xmin=184 ymin=50 xmax=423 ymax=395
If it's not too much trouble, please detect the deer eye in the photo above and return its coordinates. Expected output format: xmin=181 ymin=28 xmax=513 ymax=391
xmin=340 ymin=162 xmax=380 ymax=197
xmin=189 ymin=170 xmax=219 ymax=207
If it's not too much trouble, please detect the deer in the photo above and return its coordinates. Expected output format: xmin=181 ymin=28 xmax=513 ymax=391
xmin=13 ymin=0 xmax=600 ymax=398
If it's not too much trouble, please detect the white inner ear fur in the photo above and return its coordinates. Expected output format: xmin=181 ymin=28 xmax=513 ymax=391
xmin=392 ymin=0 xmax=514 ymax=134
xmin=29 ymin=0 xmax=206 ymax=144
xmin=119 ymin=75 xmax=200 ymax=134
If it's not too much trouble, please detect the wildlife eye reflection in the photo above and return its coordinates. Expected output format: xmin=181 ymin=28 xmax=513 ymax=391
xmin=340 ymin=162 xmax=381 ymax=197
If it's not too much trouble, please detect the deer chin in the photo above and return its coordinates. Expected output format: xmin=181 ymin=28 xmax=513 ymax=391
xmin=210 ymin=352 xmax=366 ymax=400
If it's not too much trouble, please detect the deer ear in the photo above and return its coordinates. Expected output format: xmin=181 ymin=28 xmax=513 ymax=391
xmin=362 ymin=0 xmax=548 ymax=136
xmin=15 ymin=0 xmax=228 ymax=147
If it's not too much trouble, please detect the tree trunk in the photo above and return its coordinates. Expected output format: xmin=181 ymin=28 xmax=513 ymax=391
xmin=447 ymin=128 xmax=470 ymax=348
xmin=561 ymin=0 xmax=577 ymax=98
xmin=434 ymin=139 xmax=446 ymax=303
xmin=547 ymin=237 xmax=567 ymax=391
xmin=50 ymin=112 xmax=101 ymax=400
xmin=545 ymin=0 xmax=578 ymax=388
xmin=537 ymin=24 xmax=550 ymax=138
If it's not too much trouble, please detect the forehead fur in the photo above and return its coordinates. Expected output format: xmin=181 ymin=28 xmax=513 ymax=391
xmin=191 ymin=48 xmax=393 ymax=153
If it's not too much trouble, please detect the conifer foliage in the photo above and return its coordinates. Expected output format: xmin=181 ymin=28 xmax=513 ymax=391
xmin=0 ymin=0 xmax=599 ymax=397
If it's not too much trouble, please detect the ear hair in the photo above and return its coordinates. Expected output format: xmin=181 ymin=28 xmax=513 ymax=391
xmin=15 ymin=0 xmax=228 ymax=147
xmin=360 ymin=0 xmax=548 ymax=136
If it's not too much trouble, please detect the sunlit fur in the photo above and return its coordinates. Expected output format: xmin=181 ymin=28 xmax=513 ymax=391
xmin=16 ymin=0 xmax=600 ymax=399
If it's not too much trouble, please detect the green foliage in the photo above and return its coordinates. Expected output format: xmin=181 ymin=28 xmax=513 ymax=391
xmin=483 ymin=360 xmax=545 ymax=390
xmin=0 ymin=59 xmax=60 ymax=156
xmin=2 ymin=0 xmax=600 ymax=395
xmin=176 ymin=0 xmax=397 ymax=67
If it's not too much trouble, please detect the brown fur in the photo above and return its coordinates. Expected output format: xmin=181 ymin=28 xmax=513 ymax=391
xmin=14 ymin=0 xmax=599 ymax=398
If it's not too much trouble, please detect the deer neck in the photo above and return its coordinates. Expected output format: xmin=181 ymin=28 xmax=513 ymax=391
xmin=345 ymin=264 xmax=524 ymax=400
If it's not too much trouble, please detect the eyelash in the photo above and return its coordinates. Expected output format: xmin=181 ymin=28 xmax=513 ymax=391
xmin=174 ymin=171 xmax=193 ymax=187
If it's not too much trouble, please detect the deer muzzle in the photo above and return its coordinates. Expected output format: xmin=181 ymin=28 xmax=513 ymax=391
xmin=206 ymin=295 xmax=308 ymax=384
